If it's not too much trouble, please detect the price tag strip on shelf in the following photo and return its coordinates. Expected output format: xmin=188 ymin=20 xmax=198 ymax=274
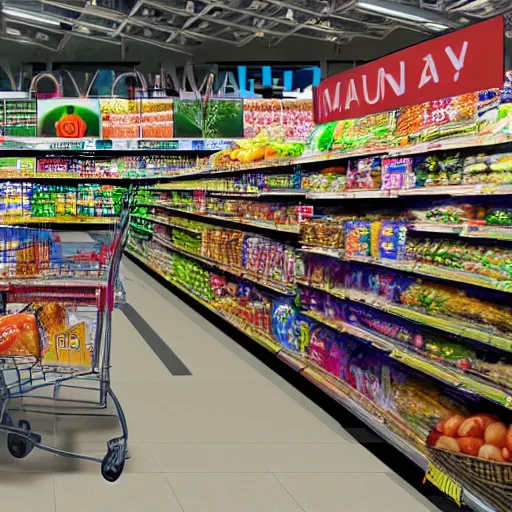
xmin=424 ymin=463 xmax=463 ymax=507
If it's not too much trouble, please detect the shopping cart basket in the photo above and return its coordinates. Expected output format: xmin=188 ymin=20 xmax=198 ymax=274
xmin=0 ymin=210 xmax=129 ymax=482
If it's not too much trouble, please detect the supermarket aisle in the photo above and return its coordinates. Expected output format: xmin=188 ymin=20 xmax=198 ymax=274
xmin=0 ymin=258 xmax=442 ymax=512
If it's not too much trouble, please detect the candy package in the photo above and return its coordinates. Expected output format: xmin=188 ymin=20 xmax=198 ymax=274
xmin=0 ymin=312 xmax=41 ymax=357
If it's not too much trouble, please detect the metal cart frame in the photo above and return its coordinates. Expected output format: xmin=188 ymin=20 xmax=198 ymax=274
xmin=0 ymin=211 xmax=129 ymax=482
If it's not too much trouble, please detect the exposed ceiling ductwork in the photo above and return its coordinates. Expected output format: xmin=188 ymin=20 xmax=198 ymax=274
xmin=0 ymin=0 xmax=509 ymax=53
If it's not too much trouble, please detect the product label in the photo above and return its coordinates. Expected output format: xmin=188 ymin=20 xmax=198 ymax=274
xmin=424 ymin=463 xmax=462 ymax=507
xmin=298 ymin=206 xmax=314 ymax=223
xmin=42 ymin=322 xmax=91 ymax=368
xmin=138 ymin=140 xmax=180 ymax=150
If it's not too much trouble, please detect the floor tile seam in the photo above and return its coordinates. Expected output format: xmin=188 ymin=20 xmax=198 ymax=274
xmin=53 ymin=474 xmax=57 ymax=512
xmin=124 ymin=441 xmax=352 ymax=445
xmin=13 ymin=469 xmax=389 ymax=475
xmin=122 ymin=441 xmax=351 ymax=445
xmin=270 ymin=472 xmax=306 ymax=512
xmin=162 ymin=473 xmax=187 ymax=512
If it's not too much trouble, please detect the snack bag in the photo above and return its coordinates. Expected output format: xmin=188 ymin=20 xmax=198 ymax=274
xmin=379 ymin=221 xmax=408 ymax=260
xmin=0 ymin=312 xmax=41 ymax=357
xmin=345 ymin=221 xmax=371 ymax=256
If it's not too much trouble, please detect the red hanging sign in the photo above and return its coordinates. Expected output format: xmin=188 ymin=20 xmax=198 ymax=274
xmin=313 ymin=17 xmax=504 ymax=125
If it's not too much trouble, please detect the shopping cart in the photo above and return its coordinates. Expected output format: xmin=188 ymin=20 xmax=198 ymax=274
xmin=0 ymin=210 xmax=129 ymax=482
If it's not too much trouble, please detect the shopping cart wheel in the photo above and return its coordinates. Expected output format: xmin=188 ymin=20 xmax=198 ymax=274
xmin=7 ymin=420 xmax=35 ymax=459
xmin=7 ymin=434 xmax=33 ymax=459
xmin=101 ymin=437 xmax=126 ymax=483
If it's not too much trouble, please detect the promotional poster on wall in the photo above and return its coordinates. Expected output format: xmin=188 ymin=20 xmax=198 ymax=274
xmin=37 ymin=98 xmax=102 ymax=138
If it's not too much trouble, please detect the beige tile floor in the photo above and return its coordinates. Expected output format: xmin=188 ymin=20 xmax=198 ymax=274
xmin=0 ymin=259 xmax=441 ymax=512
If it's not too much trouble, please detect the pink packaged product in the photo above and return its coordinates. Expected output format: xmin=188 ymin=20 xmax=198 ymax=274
xmin=381 ymin=158 xmax=416 ymax=190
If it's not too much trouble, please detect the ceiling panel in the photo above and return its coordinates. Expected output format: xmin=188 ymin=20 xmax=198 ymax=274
xmin=0 ymin=0 xmax=509 ymax=53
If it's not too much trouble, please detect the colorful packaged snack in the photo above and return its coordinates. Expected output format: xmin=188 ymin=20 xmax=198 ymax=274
xmin=345 ymin=221 xmax=371 ymax=256
xmin=300 ymin=217 xmax=344 ymax=248
xmin=378 ymin=221 xmax=407 ymax=260
xmin=0 ymin=312 xmax=41 ymax=357
xmin=346 ymin=157 xmax=382 ymax=190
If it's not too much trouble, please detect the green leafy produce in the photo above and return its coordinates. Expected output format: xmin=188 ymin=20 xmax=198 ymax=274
xmin=172 ymin=229 xmax=202 ymax=254
xmin=307 ymin=122 xmax=336 ymax=153
xmin=486 ymin=209 xmax=512 ymax=225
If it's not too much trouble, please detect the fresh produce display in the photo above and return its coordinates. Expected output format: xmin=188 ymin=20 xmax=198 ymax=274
xmin=331 ymin=112 xmax=396 ymax=152
xmin=426 ymin=411 xmax=512 ymax=511
xmin=428 ymin=413 xmax=511 ymax=459
xmin=211 ymin=132 xmax=305 ymax=168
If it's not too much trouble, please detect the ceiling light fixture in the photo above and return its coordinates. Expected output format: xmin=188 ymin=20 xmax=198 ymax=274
xmin=2 ymin=7 xmax=62 ymax=27
xmin=424 ymin=22 xmax=449 ymax=31
xmin=357 ymin=1 xmax=428 ymax=22
xmin=248 ymin=1 xmax=268 ymax=9
xmin=5 ymin=27 xmax=21 ymax=36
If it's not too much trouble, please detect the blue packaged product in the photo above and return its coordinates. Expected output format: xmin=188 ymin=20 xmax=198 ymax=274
xmin=379 ymin=221 xmax=408 ymax=260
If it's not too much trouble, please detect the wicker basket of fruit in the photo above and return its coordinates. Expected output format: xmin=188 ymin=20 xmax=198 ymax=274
xmin=426 ymin=413 xmax=512 ymax=511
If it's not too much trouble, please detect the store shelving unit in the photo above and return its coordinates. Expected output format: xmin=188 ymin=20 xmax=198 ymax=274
xmin=124 ymin=246 xmax=495 ymax=512
xmin=122 ymin=98 xmax=512 ymax=511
